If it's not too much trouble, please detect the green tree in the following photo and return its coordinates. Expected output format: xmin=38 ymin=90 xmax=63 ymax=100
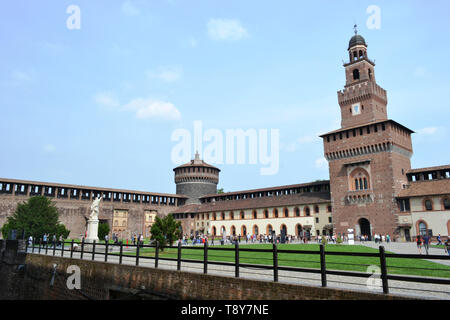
xmin=98 ymin=222 xmax=110 ymax=241
xmin=1 ymin=196 xmax=70 ymax=240
xmin=217 ymin=188 xmax=224 ymax=194
xmin=150 ymin=214 xmax=181 ymax=251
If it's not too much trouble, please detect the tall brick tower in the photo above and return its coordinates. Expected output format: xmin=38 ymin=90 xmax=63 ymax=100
xmin=320 ymin=29 xmax=414 ymax=240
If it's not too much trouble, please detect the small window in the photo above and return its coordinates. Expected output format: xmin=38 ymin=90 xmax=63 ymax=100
xmin=353 ymin=69 xmax=360 ymax=80
xmin=315 ymin=217 xmax=319 ymax=223
xmin=424 ymin=199 xmax=433 ymax=211
xmin=443 ymin=198 xmax=450 ymax=210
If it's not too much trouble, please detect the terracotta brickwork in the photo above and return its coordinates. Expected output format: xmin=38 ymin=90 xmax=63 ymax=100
xmin=0 ymin=179 xmax=184 ymax=239
xmin=322 ymin=33 xmax=414 ymax=240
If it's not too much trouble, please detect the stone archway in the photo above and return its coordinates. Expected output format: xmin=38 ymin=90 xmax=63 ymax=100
xmin=358 ymin=218 xmax=371 ymax=240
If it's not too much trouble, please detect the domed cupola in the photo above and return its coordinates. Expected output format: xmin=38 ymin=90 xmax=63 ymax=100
xmin=348 ymin=25 xmax=368 ymax=61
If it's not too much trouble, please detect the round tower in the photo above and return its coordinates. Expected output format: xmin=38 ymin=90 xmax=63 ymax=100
xmin=173 ymin=152 xmax=220 ymax=204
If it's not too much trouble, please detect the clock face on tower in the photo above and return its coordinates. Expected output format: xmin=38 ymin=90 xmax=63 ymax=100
xmin=352 ymin=103 xmax=361 ymax=115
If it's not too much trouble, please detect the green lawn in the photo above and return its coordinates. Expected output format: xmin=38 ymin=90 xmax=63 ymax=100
xmin=119 ymin=243 xmax=450 ymax=279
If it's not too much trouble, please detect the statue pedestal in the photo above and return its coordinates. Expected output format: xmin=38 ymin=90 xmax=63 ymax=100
xmin=86 ymin=218 xmax=99 ymax=243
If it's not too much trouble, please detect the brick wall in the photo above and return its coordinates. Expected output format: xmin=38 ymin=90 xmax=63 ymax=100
xmin=0 ymin=240 xmax=411 ymax=300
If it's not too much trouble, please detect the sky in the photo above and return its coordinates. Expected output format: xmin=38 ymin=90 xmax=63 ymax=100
xmin=1 ymin=0 xmax=449 ymax=195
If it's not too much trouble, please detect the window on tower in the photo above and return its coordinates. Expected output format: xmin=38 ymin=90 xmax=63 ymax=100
xmin=353 ymin=69 xmax=360 ymax=80
xmin=349 ymin=168 xmax=371 ymax=191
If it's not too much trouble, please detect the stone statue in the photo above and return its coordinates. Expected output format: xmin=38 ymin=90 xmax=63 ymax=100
xmin=89 ymin=196 xmax=101 ymax=220
xmin=86 ymin=196 xmax=101 ymax=243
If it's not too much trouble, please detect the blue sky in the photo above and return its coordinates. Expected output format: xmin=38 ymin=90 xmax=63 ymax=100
xmin=1 ymin=0 xmax=449 ymax=194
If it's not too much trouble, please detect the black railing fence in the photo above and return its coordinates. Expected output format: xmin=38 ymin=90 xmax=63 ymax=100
xmin=25 ymin=240 xmax=450 ymax=295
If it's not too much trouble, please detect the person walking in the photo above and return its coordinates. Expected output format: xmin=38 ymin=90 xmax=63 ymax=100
xmin=416 ymin=235 xmax=422 ymax=254
xmin=437 ymin=234 xmax=442 ymax=246
xmin=445 ymin=238 xmax=450 ymax=256
xmin=423 ymin=234 xmax=430 ymax=255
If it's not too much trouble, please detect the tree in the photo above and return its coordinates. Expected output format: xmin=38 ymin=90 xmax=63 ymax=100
xmin=150 ymin=214 xmax=181 ymax=251
xmin=217 ymin=188 xmax=224 ymax=194
xmin=98 ymin=222 xmax=110 ymax=241
xmin=1 ymin=196 xmax=70 ymax=241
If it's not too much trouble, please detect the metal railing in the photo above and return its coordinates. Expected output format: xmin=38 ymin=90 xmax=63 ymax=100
xmin=26 ymin=239 xmax=450 ymax=295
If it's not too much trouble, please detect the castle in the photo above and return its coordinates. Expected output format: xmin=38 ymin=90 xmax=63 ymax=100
xmin=1 ymin=32 xmax=449 ymax=242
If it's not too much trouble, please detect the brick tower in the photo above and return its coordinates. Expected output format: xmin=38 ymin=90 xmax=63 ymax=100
xmin=320 ymin=29 xmax=414 ymax=240
xmin=173 ymin=152 xmax=220 ymax=205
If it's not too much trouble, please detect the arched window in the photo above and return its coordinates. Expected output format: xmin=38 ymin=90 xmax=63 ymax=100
xmin=221 ymin=212 xmax=225 ymax=220
xmin=353 ymin=69 xmax=360 ymax=80
xmin=240 ymin=211 xmax=245 ymax=219
xmin=212 ymin=226 xmax=216 ymax=236
xmin=273 ymin=209 xmax=278 ymax=218
xmin=294 ymin=207 xmax=300 ymax=217
xmin=264 ymin=209 xmax=269 ymax=219
xmin=213 ymin=212 xmax=216 ymax=220
xmin=284 ymin=208 xmax=289 ymax=217
xmin=253 ymin=225 xmax=259 ymax=235
xmin=327 ymin=205 xmax=332 ymax=213
xmin=241 ymin=225 xmax=247 ymax=236
xmin=252 ymin=210 xmax=257 ymax=219
xmin=350 ymin=168 xmax=370 ymax=191
xmin=419 ymin=222 xmax=427 ymax=236
xmin=229 ymin=211 xmax=234 ymax=220
xmin=304 ymin=207 xmax=310 ymax=216
xmin=444 ymin=198 xmax=450 ymax=210
xmin=314 ymin=205 xmax=319 ymax=214
xmin=266 ymin=224 xmax=273 ymax=235
xmin=231 ymin=226 xmax=236 ymax=236
xmin=359 ymin=50 xmax=363 ymax=58
xmin=368 ymin=69 xmax=372 ymax=80
xmin=424 ymin=199 xmax=433 ymax=211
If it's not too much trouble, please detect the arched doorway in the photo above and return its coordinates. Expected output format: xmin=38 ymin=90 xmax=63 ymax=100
xmin=231 ymin=225 xmax=236 ymax=236
xmin=418 ymin=221 xmax=427 ymax=236
xmin=359 ymin=218 xmax=371 ymax=240
xmin=212 ymin=226 xmax=216 ymax=236
xmin=266 ymin=224 xmax=273 ymax=235
xmin=296 ymin=224 xmax=303 ymax=237
xmin=241 ymin=225 xmax=247 ymax=236
xmin=253 ymin=225 xmax=259 ymax=236
xmin=280 ymin=224 xmax=287 ymax=235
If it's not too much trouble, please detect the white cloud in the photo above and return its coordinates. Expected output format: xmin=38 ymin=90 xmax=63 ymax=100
xmin=298 ymin=135 xmax=317 ymax=144
xmin=122 ymin=1 xmax=141 ymax=16
xmin=11 ymin=71 xmax=32 ymax=83
xmin=123 ymin=98 xmax=181 ymax=120
xmin=315 ymin=157 xmax=328 ymax=169
xmin=207 ymin=18 xmax=249 ymax=41
xmin=413 ymin=66 xmax=428 ymax=78
xmin=417 ymin=127 xmax=438 ymax=135
xmin=94 ymin=92 xmax=120 ymax=108
xmin=148 ymin=66 xmax=182 ymax=82
xmin=44 ymin=144 xmax=56 ymax=153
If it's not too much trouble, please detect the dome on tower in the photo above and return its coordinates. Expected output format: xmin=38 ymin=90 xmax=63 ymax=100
xmin=348 ymin=34 xmax=367 ymax=50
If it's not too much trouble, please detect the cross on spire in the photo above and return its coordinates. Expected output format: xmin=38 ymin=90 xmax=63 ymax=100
xmin=354 ymin=24 xmax=358 ymax=35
